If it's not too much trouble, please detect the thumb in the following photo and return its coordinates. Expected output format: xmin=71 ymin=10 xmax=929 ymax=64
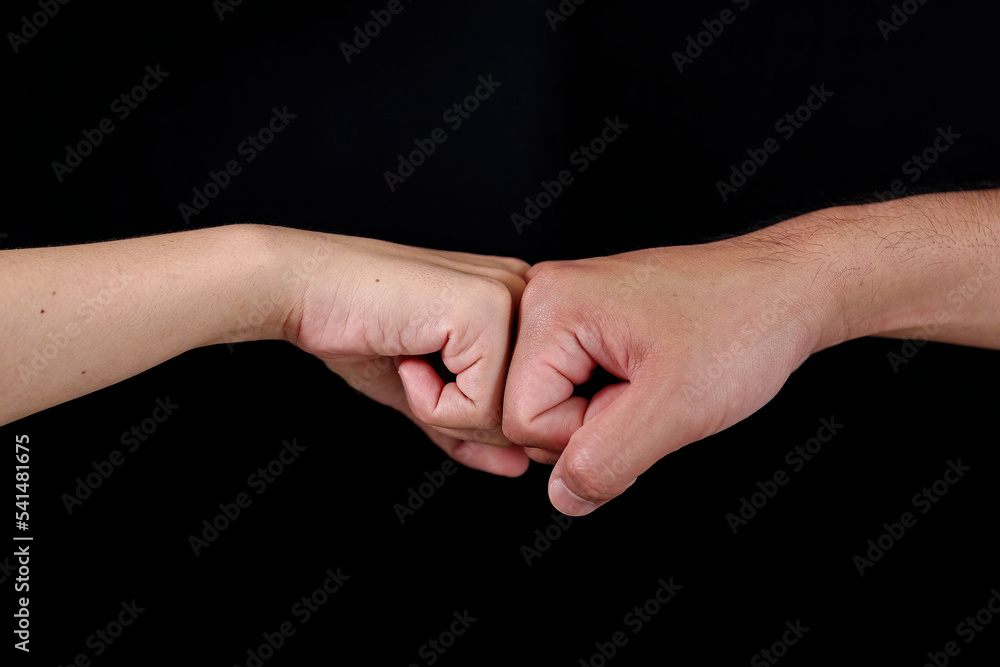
xmin=548 ymin=381 xmax=681 ymax=516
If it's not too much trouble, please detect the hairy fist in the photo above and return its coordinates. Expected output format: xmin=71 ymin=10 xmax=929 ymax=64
xmin=504 ymin=240 xmax=828 ymax=514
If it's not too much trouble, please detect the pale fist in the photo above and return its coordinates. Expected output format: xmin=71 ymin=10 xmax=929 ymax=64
xmin=284 ymin=231 xmax=531 ymax=477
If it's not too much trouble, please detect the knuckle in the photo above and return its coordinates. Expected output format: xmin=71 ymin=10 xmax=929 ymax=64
xmin=471 ymin=275 xmax=513 ymax=312
xmin=521 ymin=263 xmax=571 ymax=309
xmin=501 ymin=383 xmax=546 ymax=445
xmin=509 ymin=274 xmax=528 ymax=297
xmin=472 ymin=404 xmax=502 ymax=432
xmin=528 ymin=448 xmax=561 ymax=466
xmin=501 ymin=405 xmax=532 ymax=445
xmin=408 ymin=399 xmax=435 ymax=425
xmin=501 ymin=256 xmax=532 ymax=276
xmin=525 ymin=261 xmax=560 ymax=285
xmin=563 ymin=449 xmax=622 ymax=503
xmin=501 ymin=413 xmax=523 ymax=444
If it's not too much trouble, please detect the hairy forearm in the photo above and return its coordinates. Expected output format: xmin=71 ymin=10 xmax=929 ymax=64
xmin=0 ymin=224 xmax=295 ymax=425
xmin=837 ymin=190 xmax=1000 ymax=349
xmin=739 ymin=189 xmax=1000 ymax=354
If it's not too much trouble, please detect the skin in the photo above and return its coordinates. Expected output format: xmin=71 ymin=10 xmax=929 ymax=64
xmin=504 ymin=189 xmax=1000 ymax=515
xmin=0 ymin=225 xmax=531 ymax=477
xmin=3 ymin=190 xmax=997 ymax=512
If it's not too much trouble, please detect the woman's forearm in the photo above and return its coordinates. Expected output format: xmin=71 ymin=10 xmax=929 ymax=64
xmin=0 ymin=223 xmax=531 ymax=475
xmin=0 ymin=224 xmax=297 ymax=425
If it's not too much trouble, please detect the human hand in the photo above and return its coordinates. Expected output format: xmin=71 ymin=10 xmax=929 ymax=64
xmin=273 ymin=229 xmax=531 ymax=477
xmin=503 ymin=232 xmax=836 ymax=514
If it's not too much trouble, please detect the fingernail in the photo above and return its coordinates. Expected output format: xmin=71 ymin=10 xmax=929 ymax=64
xmin=550 ymin=477 xmax=597 ymax=516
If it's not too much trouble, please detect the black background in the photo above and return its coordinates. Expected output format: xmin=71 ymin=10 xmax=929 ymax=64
xmin=4 ymin=0 xmax=1000 ymax=665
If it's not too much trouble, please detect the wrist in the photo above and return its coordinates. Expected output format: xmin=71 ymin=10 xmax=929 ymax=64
xmin=720 ymin=211 xmax=854 ymax=362
xmin=743 ymin=191 xmax=1000 ymax=356
xmin=801 ymin=201 xmax=925 ymax=350
xmin=252 ymin=225 xmax=352 ymax=348
xmin=729 ymin=204 xmax=913 ymax=357
xmin=209 ymin=224 xmax=333 ymax=348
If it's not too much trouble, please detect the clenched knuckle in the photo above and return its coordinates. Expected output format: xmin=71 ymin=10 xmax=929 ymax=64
xmin=472 ymin=405 xmax=502 ymax=432
xmin=502 ymin=409 xmax=528 ymax=444
xmin=521 ymin=268 xmax=566 ymax=310
xmin=473 ymin=276 xmax=513 ymax=312
xmin=503 ymin=397 xmax=542 ymax=445
xmin=564 ymin=452 xmax=619 ymax=503
xmin=410 ymin=401 xmax=434 ymax=425
xmin=502 ymin=256 xmax=531 ymax=275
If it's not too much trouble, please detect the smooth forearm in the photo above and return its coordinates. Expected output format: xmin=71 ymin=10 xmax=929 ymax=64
xmin=0 ymin=224 xmax=297 ymax=425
